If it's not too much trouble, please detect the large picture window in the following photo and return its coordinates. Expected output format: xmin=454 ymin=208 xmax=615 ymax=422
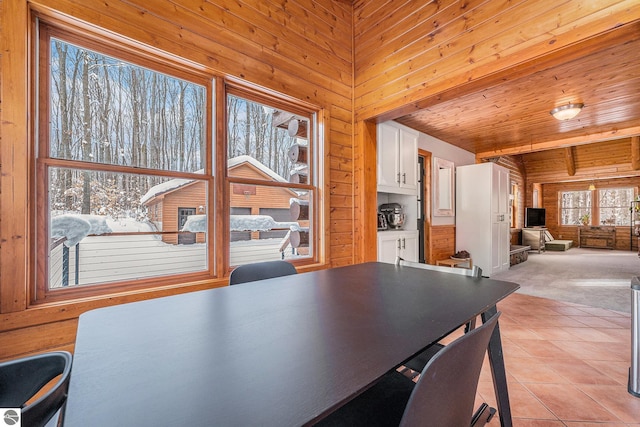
xmin=36 ymin=21 xmax=213 ymax=300
xmin=34 ymin=19 xmax=322 ymax=302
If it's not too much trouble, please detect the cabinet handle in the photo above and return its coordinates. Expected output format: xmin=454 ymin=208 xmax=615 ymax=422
xmin=397 ymin=239 xmax=402 ymax=249
xmin=402 ymin=173 xmax=406 ymax=184
xmin=397 ymin=173 xmax=401 ymax=184
xmin=402 ymin=238 xmax=406 ymax=249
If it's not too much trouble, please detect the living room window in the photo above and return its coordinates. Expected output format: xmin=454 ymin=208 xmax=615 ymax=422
xmin=560 ymin=191 xmax=591 ymax=225
xmin=226 ymin=87 xmax=317 ymax=267
xmin=598 ymin=188 xmax=634 ymax=226
xmin=35 ymin=19 xmax=214 ymax=301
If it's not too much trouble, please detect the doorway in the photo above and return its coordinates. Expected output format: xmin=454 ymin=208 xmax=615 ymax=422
xmin=418 ymin=150 xmax=432 ymax=263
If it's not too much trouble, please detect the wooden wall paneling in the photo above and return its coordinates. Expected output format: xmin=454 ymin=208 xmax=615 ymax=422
xmin=155 ymin=0 xmax=353 ymax=79
xmin=0 ymin=271 xmax=222 ymax=361
xmin=0 ymin=319 xmax=78 ymax=361
xmin=575 ymin=139 xmax=632 ymax=169
xmin=522 ymin=138 xmax=640 ymax=185
xmin=351 ymin=0 xmax=391 ymax=29
xmin=428 ymin=225 xmax=456 ymax=264
xmin=0 ymin=0 xmax=354 ymax=357
xmin=354 ymin=0 xmax=522 ymax=90
xmin=353 ymin=0 xmax=639 ymax=121
xmin=354 ymin=0 xmax=461 ymax=57
xmin=353 ymin=120 xmax=378 ymax=263
xmin=475 ymin=125 xmax=640 ymax=160
xmin=32 ymin=0 xmax=353 ymax=109
xmin=0 ymin=0 xmax=30 ymax=314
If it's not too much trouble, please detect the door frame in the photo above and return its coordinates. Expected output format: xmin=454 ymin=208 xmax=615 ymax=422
xmin=418 ymin=149 xmax=432 ymax=263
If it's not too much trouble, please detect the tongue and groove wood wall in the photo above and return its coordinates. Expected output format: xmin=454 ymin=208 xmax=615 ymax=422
xmin=0 ymin=0 xmax=355 ymax=361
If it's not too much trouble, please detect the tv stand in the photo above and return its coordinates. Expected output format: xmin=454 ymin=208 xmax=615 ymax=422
xmin=522 ymin=228 xmax=547 ymax=253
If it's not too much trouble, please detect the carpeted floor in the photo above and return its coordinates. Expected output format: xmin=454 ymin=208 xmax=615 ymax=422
xmin=491 ymin=247 xmax=640 ymax=313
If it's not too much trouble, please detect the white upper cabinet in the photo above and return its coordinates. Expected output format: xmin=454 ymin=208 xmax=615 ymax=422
xmin=377 ymin=122 xmax=418 ymax=195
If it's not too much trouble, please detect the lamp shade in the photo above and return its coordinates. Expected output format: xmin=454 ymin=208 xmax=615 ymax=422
xmin=550 ymin=103 xmax=584 ymax=121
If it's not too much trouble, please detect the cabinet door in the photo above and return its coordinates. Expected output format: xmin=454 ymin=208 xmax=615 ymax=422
xmin=377 ymin=233 xmax=399 ymax=264
xmin=490 ymin=166 xmax=510 ymax=273
xmin=400 ymin=232 xmax=419 ymax=262
xmin=377 ymin=123 xmax=400 ymax=192
xmin=398 ymin=128 xmax=418 ymax=194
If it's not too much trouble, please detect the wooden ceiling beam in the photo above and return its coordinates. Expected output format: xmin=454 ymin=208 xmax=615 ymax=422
xmin=476 ymin=125 xmax=640 ymax=159
xmin=564 ymin=147 xmax=576 ymax=176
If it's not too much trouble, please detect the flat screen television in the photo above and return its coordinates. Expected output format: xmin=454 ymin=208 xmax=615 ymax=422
xmin=525 ymin=207 xmax=546 ymax=228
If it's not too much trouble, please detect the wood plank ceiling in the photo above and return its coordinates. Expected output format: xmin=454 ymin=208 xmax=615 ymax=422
xmin=394 ymin=23 xmax=640 ymax=172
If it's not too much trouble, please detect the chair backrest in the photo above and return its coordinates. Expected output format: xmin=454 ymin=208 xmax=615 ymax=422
xmin=229 ymin=260 xmax=297 ymax=285
xmin=0 ymin=351 xmax=73 ymax=427
xmin=399 ymin=312 xmax=500 ymax=427
xmin=396 ymin=256 xmax=483 ymax=278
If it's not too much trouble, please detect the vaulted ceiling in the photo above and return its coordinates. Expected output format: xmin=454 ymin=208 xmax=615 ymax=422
xmin=394 ymin=24 xmax=640 ymax=165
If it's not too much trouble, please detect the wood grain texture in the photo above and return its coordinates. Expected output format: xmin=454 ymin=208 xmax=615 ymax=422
xmin=354 ymin=0 xmax=639 ymax=121
xmin=353 ymin=120 xmax=378 ymax=263
xmin=395 ymin=22 xmax=640 ymax=158
xmin=0 ymin=0 xmax=30 ymax=315
xmin=0 ymin=0 xmax=353 ymax=358
xmin=522 ymin=138 xmax=639 ymax=185
xmin=428 ymin=225 xmax=456 ymax=265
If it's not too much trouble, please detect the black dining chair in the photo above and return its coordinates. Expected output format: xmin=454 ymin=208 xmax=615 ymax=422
xmin=0 ymin=351 xmax=73 ymax=427
xmin=314 ymin=312 xmax=501 ymax=427
xmin=395 ymin=256 xmax=483 ymax=279
xmin=228 ymin=260 xmax=297 ymax=285
xmin=395 ymin=256 xmax=483 ymax=374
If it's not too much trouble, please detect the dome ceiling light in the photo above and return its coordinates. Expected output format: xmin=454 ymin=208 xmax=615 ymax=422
xmin=550 ymin=103 xmax=584 ymax=121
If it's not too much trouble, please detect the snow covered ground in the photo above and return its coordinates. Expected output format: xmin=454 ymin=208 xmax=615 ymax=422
xmin=49 ymin=217 xmax=300 ymax=288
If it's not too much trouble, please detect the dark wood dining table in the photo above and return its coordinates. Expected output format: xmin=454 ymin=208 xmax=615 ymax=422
xmin=63 ymin=261 xmax=519 ymax=427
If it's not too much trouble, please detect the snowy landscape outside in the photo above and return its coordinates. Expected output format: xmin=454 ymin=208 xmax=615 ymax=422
xmin=43 ymin=37 xmax=313 ymax=291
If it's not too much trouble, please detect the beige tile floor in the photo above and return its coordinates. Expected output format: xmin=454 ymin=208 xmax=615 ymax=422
xmin=467 ymin=293 xmax=640 ymax=426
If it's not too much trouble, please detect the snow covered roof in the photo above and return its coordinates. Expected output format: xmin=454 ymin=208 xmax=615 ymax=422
xmin=228 ymin=155 xmax=287 ymax=183
xmin=140 ymin=176 xmax=198 ymax=205
xmin=140 ymin=169 xmax=205 ymax=204
xmin=141 ymin=157 xmax=287 ymax=205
